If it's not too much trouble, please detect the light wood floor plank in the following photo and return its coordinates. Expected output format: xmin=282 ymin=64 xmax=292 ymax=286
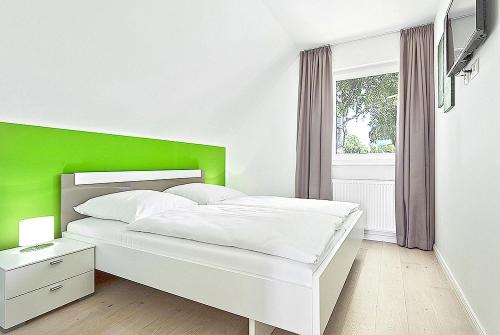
xmin=427 ymin=286 xmax=475 ymax=335
xmin=374 ymin=242 xmax=409 ymax=335
xmin=339 ymin=243 xmax=381 ymax=335
xmin=400 ymin=246 xmax=474 ymax=335
xmin=2 ymin=241 xmax=474 ymax=335
xmin=401 ymin=261 xmax=445 ymax=334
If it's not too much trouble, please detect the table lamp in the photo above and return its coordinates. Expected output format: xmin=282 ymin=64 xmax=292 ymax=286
xmin=19 ymin=216 xmax=55 ymax=252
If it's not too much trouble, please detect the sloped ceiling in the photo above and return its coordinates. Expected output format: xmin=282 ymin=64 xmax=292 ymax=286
xmin=0 ymin=0 xmax=296 ymax=146
xmin=263 ymin=0 xmax=440 ymax=47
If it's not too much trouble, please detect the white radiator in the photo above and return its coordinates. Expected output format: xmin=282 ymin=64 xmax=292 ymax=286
xmin=333 ymin=179 xmax=396 ymax=243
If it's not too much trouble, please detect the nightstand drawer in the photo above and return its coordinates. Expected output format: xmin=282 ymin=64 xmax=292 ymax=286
xmin=3 ymin=271 xmax=94 ymax=329
xmin=5 ymin=248 xmax=94 ymax=299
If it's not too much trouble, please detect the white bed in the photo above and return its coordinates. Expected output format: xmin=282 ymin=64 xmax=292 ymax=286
xmin=60 ymin=170 xmax=364 ymax=335
xmin=65 ymin=213 xmax=357 ymax=287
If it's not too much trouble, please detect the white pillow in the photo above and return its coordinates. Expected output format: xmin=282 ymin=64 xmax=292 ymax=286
xmin=164 ymin=183 xmax=246 ymax=205
xmin=74 ymin=190 xmax=197 ymax=223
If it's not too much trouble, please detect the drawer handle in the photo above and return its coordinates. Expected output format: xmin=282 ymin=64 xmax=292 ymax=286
xmin=50 ymin=259 xmax=63 ymax=265
xmin=50 ymin=284 xmax=63 ymax=292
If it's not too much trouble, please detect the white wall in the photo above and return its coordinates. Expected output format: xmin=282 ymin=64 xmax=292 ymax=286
xmin=224 ymin=54 xmax=299 ymax=196
xmin=0 ymin=0 xmax=299 ymax=196
xmin=434 ymin=1 xmax=500 ymax=334
xmin=333 ymin=33 xmax=400 ymax=74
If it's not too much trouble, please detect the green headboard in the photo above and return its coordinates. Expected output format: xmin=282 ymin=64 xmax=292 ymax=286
xmin=0 ymin=122 xmax=225 ymax=250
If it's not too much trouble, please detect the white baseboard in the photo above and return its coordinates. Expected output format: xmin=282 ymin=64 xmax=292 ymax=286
xmin=434 ymin=246 xmax=487 ymax=335
xmin=364 ymin=229 xmax=396 ymax=243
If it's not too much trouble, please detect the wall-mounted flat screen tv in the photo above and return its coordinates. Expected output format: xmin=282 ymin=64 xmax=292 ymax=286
xmin=446 ymin=0 xmax=487 ymax=76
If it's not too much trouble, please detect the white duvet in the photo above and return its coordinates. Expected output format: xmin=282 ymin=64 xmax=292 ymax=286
xmin=217 ymin=196 xmax=359 ymax=220
xmin=126 ymin=205 xmax=342 ymax=264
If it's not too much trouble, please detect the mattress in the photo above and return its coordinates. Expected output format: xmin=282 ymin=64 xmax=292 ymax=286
xmin=65 ymin=210 xmax=360 ymax=287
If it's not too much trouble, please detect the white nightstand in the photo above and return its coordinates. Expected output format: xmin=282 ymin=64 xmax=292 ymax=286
xmin=0 ymin=238 xmax=95 ymax=330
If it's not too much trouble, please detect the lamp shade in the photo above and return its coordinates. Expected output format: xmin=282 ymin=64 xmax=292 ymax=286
xmin=19 ymin=216 xmax=55 ymax=247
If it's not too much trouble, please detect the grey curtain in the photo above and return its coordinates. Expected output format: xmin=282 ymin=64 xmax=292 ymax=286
xmin=295 ymin=46 xmax=333 ymax=200
xmin=396 ymin=25 xmax=435 ymax=250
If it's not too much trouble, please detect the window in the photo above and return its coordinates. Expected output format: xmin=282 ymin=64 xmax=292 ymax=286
xmin=334 ymin=72 xmax=398 ymax=163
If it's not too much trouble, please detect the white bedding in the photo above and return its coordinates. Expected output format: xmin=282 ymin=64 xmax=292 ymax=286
xmin=126 ymin=205 xmax=342 ymax=264
xmin=216 ymin=196 xmax=360 ymax=221
xmin=65 ymin=214 xmax=360 ymax=286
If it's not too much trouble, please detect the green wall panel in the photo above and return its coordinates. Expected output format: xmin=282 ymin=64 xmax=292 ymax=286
xmin=0 ymin=122 xmax=225 ymax=250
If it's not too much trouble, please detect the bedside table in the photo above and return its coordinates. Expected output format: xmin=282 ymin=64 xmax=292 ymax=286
xmin=0 ymin=238 xmax=95 ymax=330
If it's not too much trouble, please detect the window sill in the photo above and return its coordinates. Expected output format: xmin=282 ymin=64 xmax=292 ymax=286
xmin=332 ymin=160 xmax=395 ymax=166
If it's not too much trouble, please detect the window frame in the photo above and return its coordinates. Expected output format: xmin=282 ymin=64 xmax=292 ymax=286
xmin=332 ymin=60 xmax=399 ymax=166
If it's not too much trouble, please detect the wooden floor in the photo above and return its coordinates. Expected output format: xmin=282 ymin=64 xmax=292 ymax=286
xmin=3 ymin=241 xmax=474 ymax=335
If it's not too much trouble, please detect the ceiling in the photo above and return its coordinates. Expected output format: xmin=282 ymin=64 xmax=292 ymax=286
xmin=263 ymin=0 xmax=440 ymax=47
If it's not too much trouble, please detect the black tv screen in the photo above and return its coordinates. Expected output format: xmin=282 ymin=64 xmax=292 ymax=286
xmin=446 ymin=0 xmax=486 ymax=76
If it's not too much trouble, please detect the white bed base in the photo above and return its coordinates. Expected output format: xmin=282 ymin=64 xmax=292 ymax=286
xmin=63 ymin=211 xmax=363 ymax=335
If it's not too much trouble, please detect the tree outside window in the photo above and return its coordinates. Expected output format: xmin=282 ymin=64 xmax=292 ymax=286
xmin=335 ymin=73 xmax=398 ymax=155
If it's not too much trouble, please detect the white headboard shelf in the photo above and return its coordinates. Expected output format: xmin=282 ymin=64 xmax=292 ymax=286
xmin=73 ymin=169 xmax=203 ymax=185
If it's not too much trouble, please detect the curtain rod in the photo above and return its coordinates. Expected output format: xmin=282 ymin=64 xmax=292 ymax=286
xmin=333 ymin=21 xmax=433 ymax=45
xmin=302 ymin=44 xmax=332 ymax=52
xmin=302 ymin=20 xmax=433 ymax=51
